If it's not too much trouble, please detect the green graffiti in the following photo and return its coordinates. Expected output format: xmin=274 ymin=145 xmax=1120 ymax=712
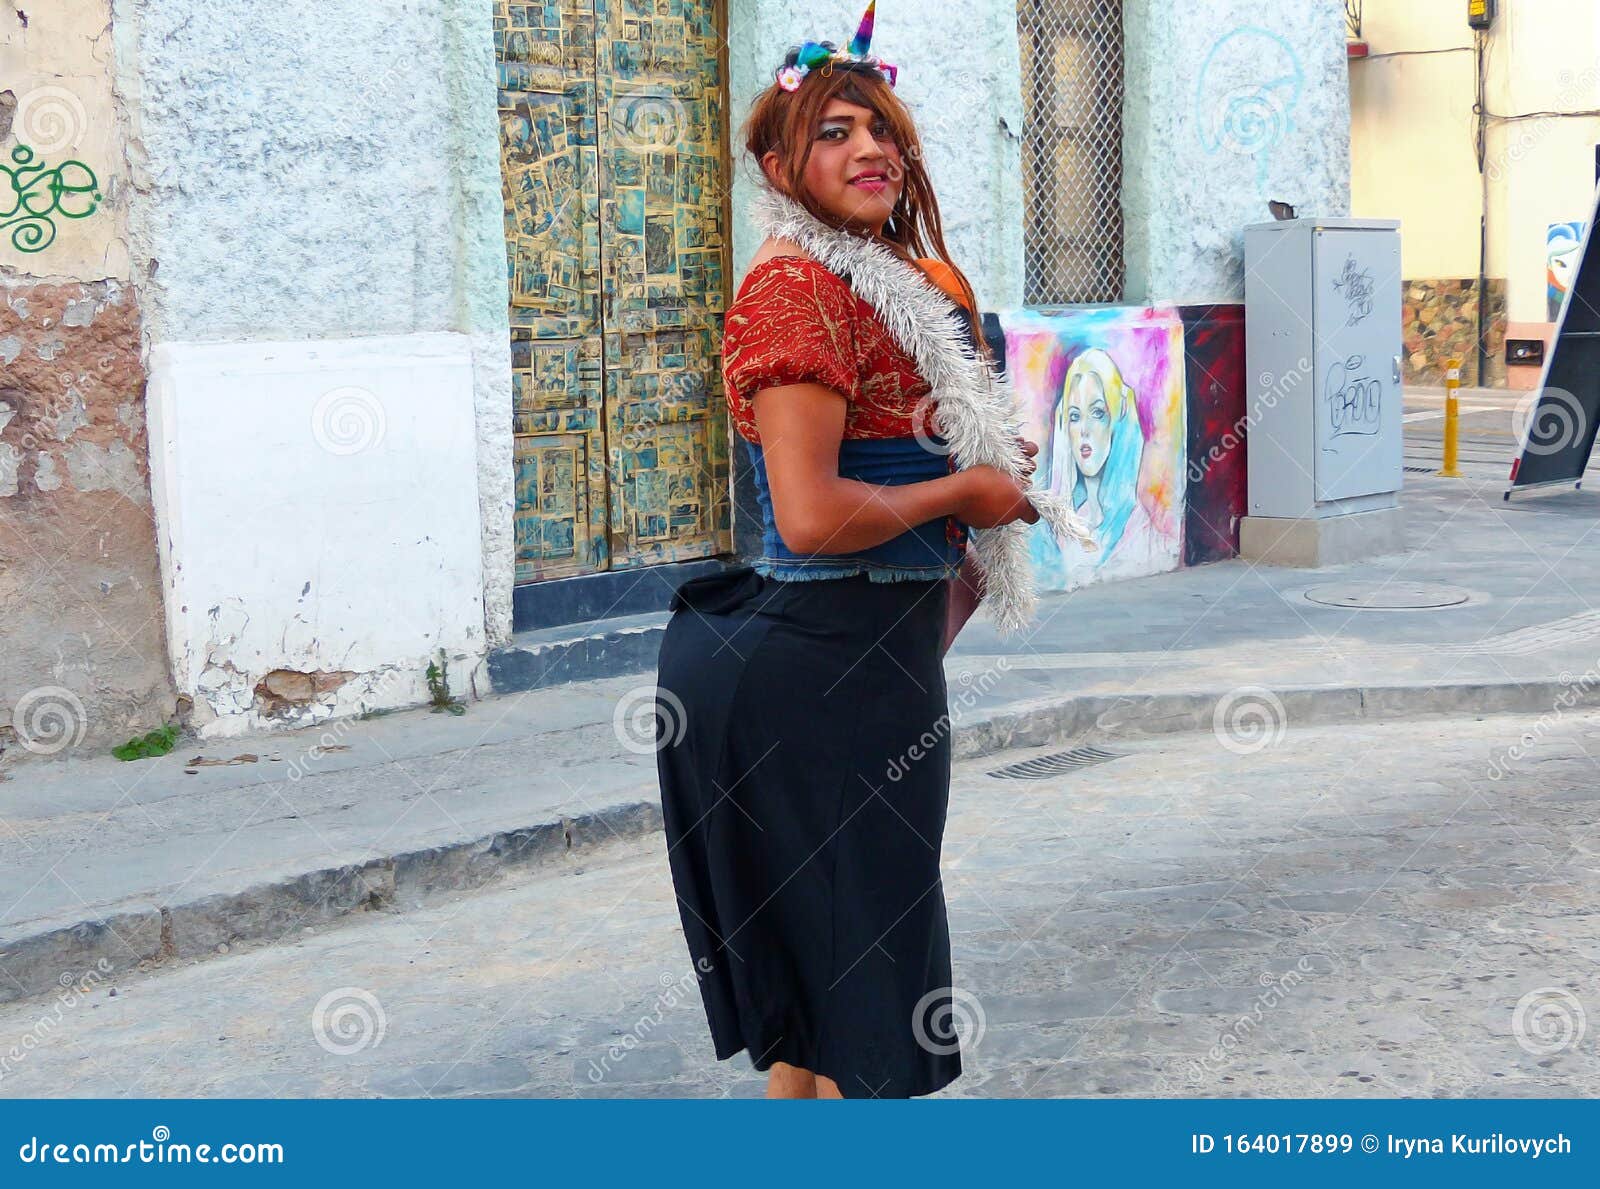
xmin=1 ymin=144 xmax=102 ymax=253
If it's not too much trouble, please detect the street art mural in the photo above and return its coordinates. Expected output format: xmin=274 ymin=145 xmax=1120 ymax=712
xmin=1547 ymin=221 xmax=1585 ymax=321
xmin=1180 ymin=303 xmax=1247 ymax=566
xmin=1001 ymin=307 xmax=1187 ymax=592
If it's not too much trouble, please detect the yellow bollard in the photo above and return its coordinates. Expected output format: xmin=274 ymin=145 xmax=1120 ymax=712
xmin=1437 ymin=358 xmax=1463 ymax=478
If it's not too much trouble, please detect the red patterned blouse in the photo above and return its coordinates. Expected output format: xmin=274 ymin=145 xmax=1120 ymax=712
xmin=723 ymin=256 xmax=976 ymax=443
xmin=722 ymin=254 xmax=974 ymax=557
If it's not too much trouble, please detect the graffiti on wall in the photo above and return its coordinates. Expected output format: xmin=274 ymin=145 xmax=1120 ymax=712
xmin=0 ymin=144 xmax=102 ymax=254
xmin=1547 ymin=222 xmax=1585 ymax=321
xmin=1002 ymin=307 xmax=1187 ymax=592
xmin=1194 ymin=26 xmax=1303 ymax=190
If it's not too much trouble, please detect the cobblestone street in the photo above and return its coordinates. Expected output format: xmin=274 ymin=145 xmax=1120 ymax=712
xmin=2 ymin=708 xmax=1596 ymax=1100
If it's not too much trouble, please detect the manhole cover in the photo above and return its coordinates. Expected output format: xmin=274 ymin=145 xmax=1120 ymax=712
xmin=1304 ymin=582 xmax=1471 ymax=610
xmin=986 ymin=745 xmax=1125 ymax=780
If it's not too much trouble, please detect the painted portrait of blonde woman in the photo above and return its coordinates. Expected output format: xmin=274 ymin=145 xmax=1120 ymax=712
xmin=1038 ymin=347 xmax=1157 ymax=570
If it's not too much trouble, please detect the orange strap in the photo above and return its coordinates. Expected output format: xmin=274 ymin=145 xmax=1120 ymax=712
xmin=915 ymin=257 xmax=974 ymax=312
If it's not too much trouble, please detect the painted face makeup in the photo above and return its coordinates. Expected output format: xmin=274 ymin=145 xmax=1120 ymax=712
xmin=1067 ymin=374 xmax=1112 ymax=478
xmin=800 ymin=97 xmax=904 ymax=233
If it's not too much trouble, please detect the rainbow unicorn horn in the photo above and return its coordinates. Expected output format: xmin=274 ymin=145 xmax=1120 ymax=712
xmin=848 ymin=0 xmax=876 ymax=57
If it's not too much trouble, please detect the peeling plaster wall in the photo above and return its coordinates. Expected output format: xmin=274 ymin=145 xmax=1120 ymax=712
xmin=0 ymin=283 xmax=172 ymax=750
xmin=104 ymin=0 xmax=514 ymax=730
xmin=1 ymin=1 xmax=175 ymax=754
xmin=1122 ymin=0 xmax=1352 ymax=304
xmin=728 ymin=0 xmax=1026 ymax=310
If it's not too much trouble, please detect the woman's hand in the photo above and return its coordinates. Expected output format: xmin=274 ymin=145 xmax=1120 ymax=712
xmin=1017 ymin=436 xmax=1040 ymax=477
xmin=958 ymin=464 xmax=1040 ymax=528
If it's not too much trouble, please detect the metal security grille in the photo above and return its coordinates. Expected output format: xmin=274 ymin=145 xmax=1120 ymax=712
xmin=1017 ymin=0 xmax=1125 ymax=305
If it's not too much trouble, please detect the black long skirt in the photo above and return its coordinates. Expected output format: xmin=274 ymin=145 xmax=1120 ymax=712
xmin=655 ymin=565 xmax=962 ymax=1099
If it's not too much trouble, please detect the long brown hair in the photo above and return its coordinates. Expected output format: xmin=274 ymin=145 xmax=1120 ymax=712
xmin=741 ymin=57 xmax=982 ymax=325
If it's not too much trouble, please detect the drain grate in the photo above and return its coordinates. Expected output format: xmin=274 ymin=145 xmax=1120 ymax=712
xmin=986 ymin=745 xmax=1125 ymax=780
xmin=1403 ymin=465 xmax=1434 ymax=474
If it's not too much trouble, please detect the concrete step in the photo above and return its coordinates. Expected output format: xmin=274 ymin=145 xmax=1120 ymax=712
xmin=487 ymin=610 xmax=669 ymax=693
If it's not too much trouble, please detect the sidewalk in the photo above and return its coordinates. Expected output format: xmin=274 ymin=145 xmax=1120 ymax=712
xmin=4 ymin=462 xmax=1598 ymax=1004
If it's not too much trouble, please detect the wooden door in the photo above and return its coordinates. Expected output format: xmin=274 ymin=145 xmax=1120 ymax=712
xmin=498 ymin=0 xmax=608 ymax=582
xmin=596 ymin=0 xmax=732 ymax=568
xmin=497 ymin=0 xmax=731 ymax=585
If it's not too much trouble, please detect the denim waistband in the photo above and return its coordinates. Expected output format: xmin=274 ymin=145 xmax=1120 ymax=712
xmin=743 ymin=436 xmax=964 ymax=583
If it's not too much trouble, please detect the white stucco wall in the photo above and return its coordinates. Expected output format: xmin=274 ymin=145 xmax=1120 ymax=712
xmin=147 ymin=334 xmax=485 ymax=736
xmin=1122 ymin=0 xmax=1352 ymax=304
xmin=107 ymin=0 xmax=514 ymax=726
xmin=728 ymin=0 xmax=1027 ymax=310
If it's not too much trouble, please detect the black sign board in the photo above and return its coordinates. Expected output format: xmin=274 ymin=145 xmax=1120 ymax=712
xmin=1506 ymin=184 xmax=1600 ymax=497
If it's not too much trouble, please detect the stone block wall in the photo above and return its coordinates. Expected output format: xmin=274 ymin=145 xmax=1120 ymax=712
xmin=1402 ymin=278 xmax=1508 ymax=387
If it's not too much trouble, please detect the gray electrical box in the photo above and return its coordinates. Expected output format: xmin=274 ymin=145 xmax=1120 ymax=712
xmin=1242 ymin=217 xmax=1406 ymax=564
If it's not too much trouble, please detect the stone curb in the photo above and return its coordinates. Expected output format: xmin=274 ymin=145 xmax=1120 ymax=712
xmin=950 ymin=678 xmax=1596 ymax=761
xmin=1 ymin=678 xmax=1583 ymax=1005
xmin=0 ymin=799 xmax=664 ymax=1008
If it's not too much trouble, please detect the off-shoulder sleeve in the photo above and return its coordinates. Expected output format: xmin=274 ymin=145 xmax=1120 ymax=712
xmin=722 ymin=258 xmax=859 ymax=443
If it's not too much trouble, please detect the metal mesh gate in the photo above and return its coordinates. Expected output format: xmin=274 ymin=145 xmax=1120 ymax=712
xmin=1017 ymin=0 xmax=1124 ymax=305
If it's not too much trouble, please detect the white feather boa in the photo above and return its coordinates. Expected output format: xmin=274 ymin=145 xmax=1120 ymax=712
xmin=748 ymin=185 xmax=1093 ymax=635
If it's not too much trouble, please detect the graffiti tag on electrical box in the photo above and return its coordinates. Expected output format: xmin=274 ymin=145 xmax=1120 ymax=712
xmin=1332 ymin=254 xmax=1375 ymax=327
xmin=1323 ymin=354 xmax=1382 ymax=442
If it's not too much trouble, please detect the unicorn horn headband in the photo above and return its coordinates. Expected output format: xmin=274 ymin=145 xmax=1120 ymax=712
xmin=775 ymin=1 xmax=899 ymax=92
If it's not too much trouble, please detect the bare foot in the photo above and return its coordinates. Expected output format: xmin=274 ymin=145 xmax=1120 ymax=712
xmin=766 ymin=1060 xmax=818 ymax=1099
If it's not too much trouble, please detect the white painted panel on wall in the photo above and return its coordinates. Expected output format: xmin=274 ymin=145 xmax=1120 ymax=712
xmin=147 ymin=332 xmax=486 ymax=734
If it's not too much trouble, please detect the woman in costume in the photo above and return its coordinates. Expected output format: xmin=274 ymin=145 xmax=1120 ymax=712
xmin=653 ymin=2 xmax=1088 ymax=1100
